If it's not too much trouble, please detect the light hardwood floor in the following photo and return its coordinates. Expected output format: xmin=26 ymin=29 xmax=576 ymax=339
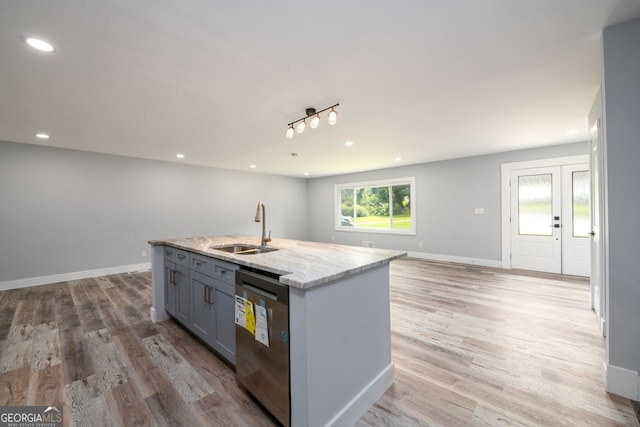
xmin=0 ymin=258 xmax=637 ymax=426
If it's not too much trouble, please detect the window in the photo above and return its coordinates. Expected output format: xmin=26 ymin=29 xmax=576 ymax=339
xmin=517 ymin=173 xmax=553 ymax=236
xmin=335 ymin=177 xmax=416 ymax=234
xmin=572 ymin=170 xmax=590 ymax=238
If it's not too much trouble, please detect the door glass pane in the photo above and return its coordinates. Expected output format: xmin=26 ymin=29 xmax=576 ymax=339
xmin=572 ymin=170 xmax=590 ymax=237
xmin=518 ymin=174 xmax=552 ymax=236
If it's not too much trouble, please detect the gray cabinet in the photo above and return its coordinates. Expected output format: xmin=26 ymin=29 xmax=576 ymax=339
xmin=164 ymin=247 xmax=189 ymax=326
xmin=189 ymin=254 xmax=238 ymax=365
xmin=212 ymin=279 xmax=236 ymax=363
xmin=162 ymin=246 xmax=238 ymax=366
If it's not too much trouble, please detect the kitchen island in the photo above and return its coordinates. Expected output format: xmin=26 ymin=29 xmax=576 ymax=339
xmin=149 ymin=234 xmax=406 ymax=427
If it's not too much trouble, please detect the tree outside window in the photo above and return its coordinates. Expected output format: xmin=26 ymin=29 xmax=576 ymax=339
xmin=336 ymin=178 xmax=415 ymax=235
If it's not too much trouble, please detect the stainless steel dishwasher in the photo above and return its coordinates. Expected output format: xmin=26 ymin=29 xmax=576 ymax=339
xmin=235 ymin=268 xmax=290 ymax=426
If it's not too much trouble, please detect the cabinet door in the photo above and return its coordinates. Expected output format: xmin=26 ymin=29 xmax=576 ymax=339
xmin=174 ymin=264 xmax=190 ymax=326
xmin=190 ymin=271 xmax=215 ymax=344
xmin=213 ymin=281 xmax=236 ymax=365
xmin=164 ymin=260 xmax=177 ymax=317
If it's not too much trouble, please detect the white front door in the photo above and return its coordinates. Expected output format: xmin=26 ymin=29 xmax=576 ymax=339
xmin=561 ymin=165 xmax=591 ymax=276
xmin=510 ymin=164 xmax=590 ymax=275
xmin=511 ymin=167 xmax=562 ymax=273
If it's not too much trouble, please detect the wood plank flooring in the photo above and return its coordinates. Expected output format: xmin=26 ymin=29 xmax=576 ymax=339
xmin=0 ymin=258 xmax=637 ymax=426
xmin=359 ymin=259 xmax=638 ymax=427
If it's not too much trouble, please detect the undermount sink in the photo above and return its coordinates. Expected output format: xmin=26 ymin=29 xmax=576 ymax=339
xmin=210 ymin=243 xmax=279 ymax=255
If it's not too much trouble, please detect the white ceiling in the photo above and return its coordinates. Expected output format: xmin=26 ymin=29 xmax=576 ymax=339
xmin=2 ymin=1 xmax=640 ymax=177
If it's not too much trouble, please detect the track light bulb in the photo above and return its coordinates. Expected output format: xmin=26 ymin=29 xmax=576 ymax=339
xmin=296 ymin=120 xmax=306 ymax=134
xmin=285 ymin=126 xmax=295 ymax=139
xmin=328 ymin=108 xmax=338 ymax=125
xmin=310 ymin=114 xmax=320 ymax=129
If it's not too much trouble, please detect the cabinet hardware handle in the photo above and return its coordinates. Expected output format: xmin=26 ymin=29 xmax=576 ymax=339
xmin=208 ymin=286 xmax=213 ymax=305
xmin=178 ymin=254 xmax=185 ymax=259
xmin=170 ymin=269 xmax=175 ymax=284
xmin=204 ymin=285 xmax=208 ymax=303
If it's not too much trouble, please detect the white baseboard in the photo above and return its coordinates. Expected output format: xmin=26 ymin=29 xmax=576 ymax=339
xmin=0 ymin=262 xmax=152 ymax=292
xmin=405 ymin=251 xmax=503 ymax=268
xmin=603 ymin=362 xmax=640 ymax=400
xmin=326 ymin=362 xmax=395 ymax=426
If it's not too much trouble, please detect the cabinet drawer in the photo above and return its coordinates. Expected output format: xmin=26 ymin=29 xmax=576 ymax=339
xmin=164 ymin=246 xmax=177 ymax=262
xmin=190 ymin=253 xmax=212 ymax=275
xmin=189 ymin=253 xmax=238 ymax=283
xmin=175 ymin=249 xmax=189 ymax=266
xmin=211 ymin=259 xmax=238 ymax=285
xmin=165 ymin=246 xmax=189 ymax=265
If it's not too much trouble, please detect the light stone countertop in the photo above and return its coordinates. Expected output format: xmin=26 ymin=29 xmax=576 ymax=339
xmin=149 ymin=234 xmax=407 ymax=289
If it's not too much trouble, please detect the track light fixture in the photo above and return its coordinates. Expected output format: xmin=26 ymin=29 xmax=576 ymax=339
xmin=285 ymin=103 xmax=339 ymax=139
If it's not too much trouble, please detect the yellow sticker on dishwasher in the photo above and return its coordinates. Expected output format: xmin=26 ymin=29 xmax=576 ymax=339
xmin=245 ymin=299 xmax=256 ymax=335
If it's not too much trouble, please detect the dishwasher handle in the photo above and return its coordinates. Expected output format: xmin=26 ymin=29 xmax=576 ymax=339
xmin=236 ymin=269 xmax=288 ymax=305
xmin=241 ymin=283 xmax=277 ymax=301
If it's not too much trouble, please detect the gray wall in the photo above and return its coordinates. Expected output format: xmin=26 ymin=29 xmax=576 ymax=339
xmin=602 ymin=18 xmax=640 ymax=376
xmin=308 ymin=142 xmax=587 ymax=263
xmin=0 ymin=140 xmax=308 ymax=282
xmin=0 ymin=138 xmax=589 ymax=284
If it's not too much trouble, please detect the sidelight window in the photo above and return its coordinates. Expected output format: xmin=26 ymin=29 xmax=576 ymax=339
xmin=572 ymin=170 xmax=590 ymax=237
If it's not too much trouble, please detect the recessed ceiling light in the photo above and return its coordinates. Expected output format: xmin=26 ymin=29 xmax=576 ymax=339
xmin=250 ymin=164 xmax=257 ymax=169
xmin=176 ymin=153 xmax=185 ymax=159
xmin=344 ymin=140 xmax=354 ymax=147
xmin=566 ymin=129 xmax=578 ymax=136
xmin=304 ymin=172 xmax=310 ymax=176
xmin=25 ymin=37 xmax=55 ymax=52
xmin=35 ymin=133 xmax=50 ymax=139
xmin=395 ymin=157 xmax=402 ymax=162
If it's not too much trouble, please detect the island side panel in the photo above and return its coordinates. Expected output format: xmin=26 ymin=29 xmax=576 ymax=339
xmin=150 ymin=245 xmax=168 ymax=322
xmin=289 ymin=264 xmax=395 ymax=427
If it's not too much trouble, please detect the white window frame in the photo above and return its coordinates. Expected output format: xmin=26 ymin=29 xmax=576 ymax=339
xmin=334 ymin=177 xmax=416 ymax=235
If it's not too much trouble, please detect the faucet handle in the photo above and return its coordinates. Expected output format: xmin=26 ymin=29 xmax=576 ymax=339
xmin=265 ymin=230 xmax=272 ymax=243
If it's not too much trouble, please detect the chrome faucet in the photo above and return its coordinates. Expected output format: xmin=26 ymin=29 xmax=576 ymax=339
xmin=254 ymin=201 xmax=271 ymax=246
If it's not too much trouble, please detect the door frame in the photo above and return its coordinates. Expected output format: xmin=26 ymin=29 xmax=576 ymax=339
xmin=500 ymin=155 xmax=589 ymax=269
xmin=589 ymin=119 xmax=606 ymax=334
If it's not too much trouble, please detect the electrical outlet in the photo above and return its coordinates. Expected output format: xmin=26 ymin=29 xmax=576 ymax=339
xmin=418 ymin=242 xmax=423 ymax=248
xmin=141 ymin=250 xmax=147 ymax=257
